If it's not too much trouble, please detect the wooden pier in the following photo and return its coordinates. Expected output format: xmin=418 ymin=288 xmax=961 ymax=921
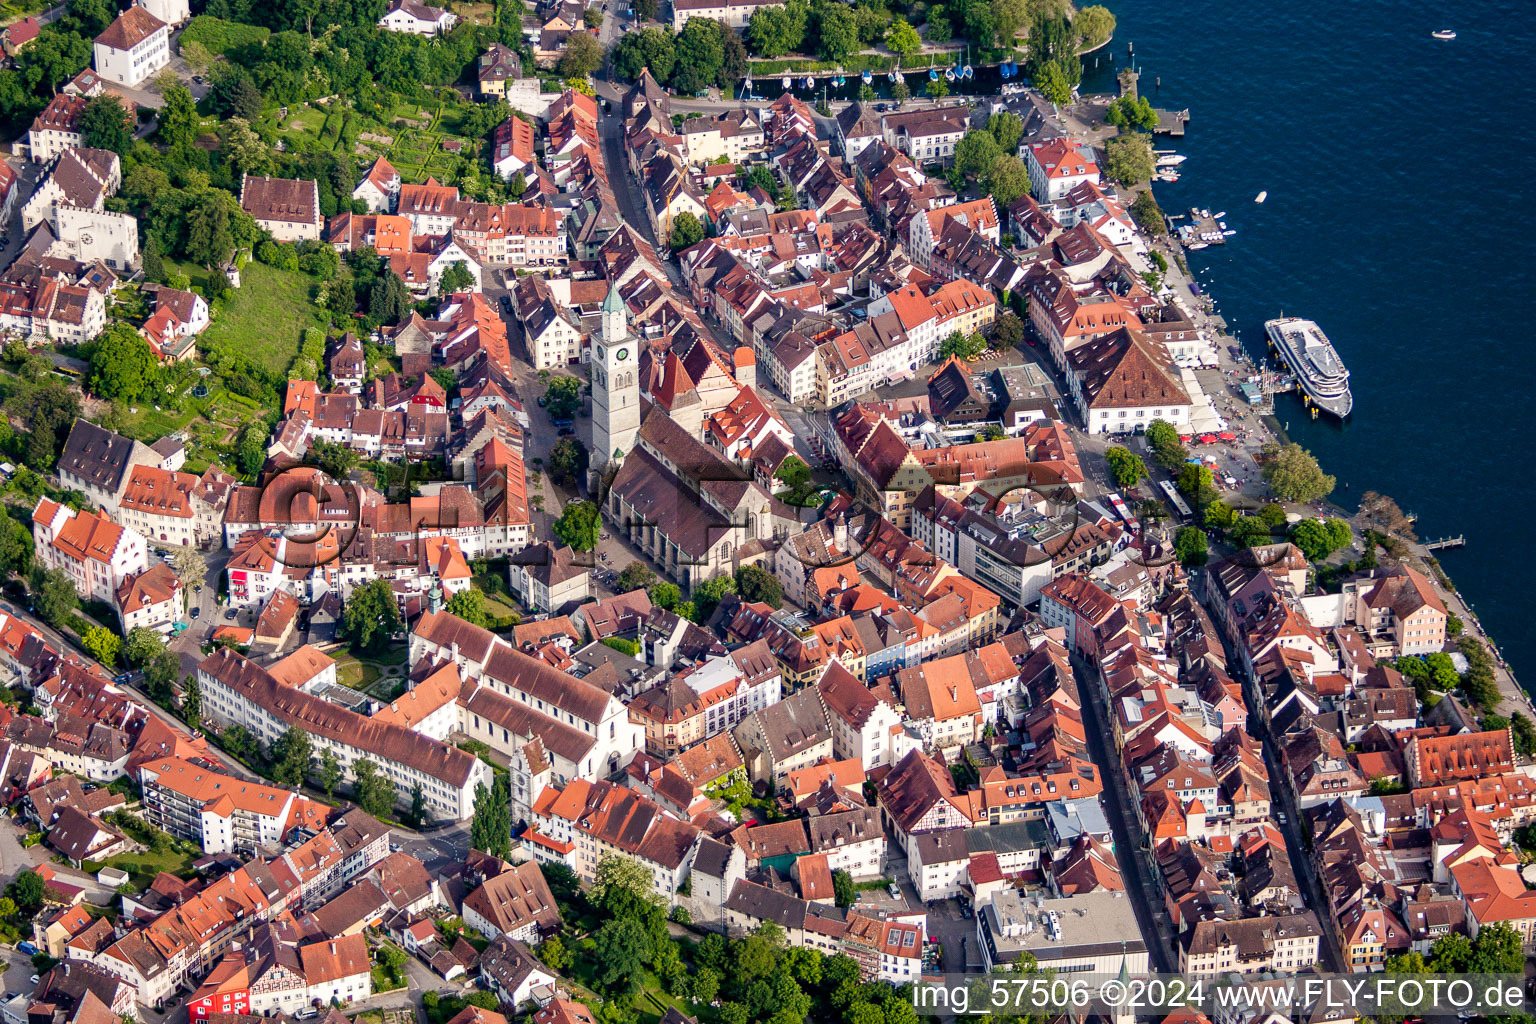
xmin=1424 ymin=536 xmax=1466 ymax=551
xmin=1153 ymin=108 xmax=1189 ymax=136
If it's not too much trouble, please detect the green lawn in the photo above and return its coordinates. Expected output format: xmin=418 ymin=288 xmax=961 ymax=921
xmin=116 ymin=403 xmax=201 ymax=443
xmin=101 ymin=846 xmax=196 ymax=888
xmin=331 ymin=652 xmax=382 ymax=690
xmin=193 ymin=262 xmax=317 ymax=375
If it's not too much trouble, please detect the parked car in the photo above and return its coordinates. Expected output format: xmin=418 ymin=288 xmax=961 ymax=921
xmin=17 ymin=941 xmax=36 ymax=956
xmin=558 ymin=427 xmax=574 ymax=436
xmin=888 ymin=883 xmax=901 ymax=900
xmin=224 ymin=609 xmax=237 ymax=619
xmin=190 ymin=607 xmax=201 ymax=618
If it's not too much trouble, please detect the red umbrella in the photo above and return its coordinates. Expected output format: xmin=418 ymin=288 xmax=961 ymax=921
xmin=1199 ymin=434 xmax=1218 ymax=444
xmin=1179 ymin=435 xmax=1193 ymax=443
xmin=1219 ymin=431 xmax=1237 ymax=441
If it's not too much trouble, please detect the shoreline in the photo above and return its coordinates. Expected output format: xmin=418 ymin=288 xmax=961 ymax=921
xmin=1145 ymin=144 xmax=1534 ymax=721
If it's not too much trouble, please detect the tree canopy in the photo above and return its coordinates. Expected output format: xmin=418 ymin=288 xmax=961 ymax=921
xmin=668 ymin=211 xmax=704 ymax=250
xmin=954 ymin=130 xmax=1002 ymax=179
xmin=1105 ymin=132 xmax=1155 ymax=185
xmin=557 ymin=29 xmax=603 ymax=78
xmin=1104 ymin=446 xmax=1147 ymax=489
xmin=341 ymin=578 xmax=403 ymax=652
xmin=1262 ymin=442 xmax=1336 ymax=502
xmin=87 ymin=324 xmax=159 ymax=403
xmin=553 ymin=500 xmax=601 ymax=551
xmin=1174 ymin=526 xmax=1208 ymax=566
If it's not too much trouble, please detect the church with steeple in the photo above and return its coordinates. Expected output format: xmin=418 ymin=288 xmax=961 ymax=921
xmin=590 ymin=282 xmax=640 ymax=484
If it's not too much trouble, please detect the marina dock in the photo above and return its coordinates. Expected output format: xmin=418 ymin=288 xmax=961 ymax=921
xmin=1177 ymin=208 xmax=1229 ymax=248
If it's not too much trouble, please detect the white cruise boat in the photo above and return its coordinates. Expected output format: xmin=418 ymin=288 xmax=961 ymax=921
xmin=1265 ymin=317 xmax=1353 ymax=417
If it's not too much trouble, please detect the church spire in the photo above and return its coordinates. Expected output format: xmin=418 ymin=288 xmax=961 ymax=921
xmin=602 ymin=281 xmax=626 ymax=343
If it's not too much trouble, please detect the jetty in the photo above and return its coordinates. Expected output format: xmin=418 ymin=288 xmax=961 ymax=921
xmin=1153 ymin=108 xmax=1189 ymax=136
xmin=1423 ymin=535 xmax=1466 ymax=551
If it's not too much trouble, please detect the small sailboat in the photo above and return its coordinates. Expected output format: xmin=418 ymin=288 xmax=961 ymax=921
xmin=1432 ymin=29 xmax=1456 ymax=39
xmin=803 ymin=76 xmax=814 ymax=88
xmin=782 ymin=76 xmax=791 ymax=89
xmin=861 ymin=70 xmax=872 ymax=84
xmin=1254 ymin=190 xmax=1268 ymax=203
xmin=743 ymin=76 xmax=752 ymax=93
xmin=961 ymin=64 xmax=973 ymax=79
xmin=929 ymin=68 xmax=939 ymax=81
xmin=1221 ymin=229 xmax=1236 ymax=236
xmin=888 ymin=69 xmax=898 ymax=82
xmin=944 ymin=67 xmax=955 ymax=81
xmin=1213 ymin=210 xmax=1227 ymax=219
xmin=1155 ymin=154 xmax=1186 ymax=167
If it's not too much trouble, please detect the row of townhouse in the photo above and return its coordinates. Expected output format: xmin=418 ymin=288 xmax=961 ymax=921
xmin=266 ymin=380 xmax=451 ymax=463
xmin=392 ymin=171 xmax=567 ymax=268
xmin=626 ymin=640 xmax=783 ymax=756
xmin=720 ymin=878 xmax=924 ymax=983
xmin=1200 ymin=538 xmax=1536 ymax=970
xmin=86 ymin=809 xmax=388 ymax=1007
xmin=826 ymin=404 xmax=1083 ymax=531
xmin=526 ymin=778 xmax=701 ymax=903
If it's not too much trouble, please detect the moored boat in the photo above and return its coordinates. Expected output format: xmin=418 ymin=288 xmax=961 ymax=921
xmin=1265 ymin=317 xmax=1353 ymax=418
xmin=1432 ymin=29 xmax=1456 ymax=39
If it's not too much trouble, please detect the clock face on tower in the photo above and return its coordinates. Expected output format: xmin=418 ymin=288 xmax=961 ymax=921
xmin=616 ymin=347 xmax=629 ymax=362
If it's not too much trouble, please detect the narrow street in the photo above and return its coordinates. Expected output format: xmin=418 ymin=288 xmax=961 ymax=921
xmin=1069 ymin=653 xmax=1177 ymax=974
xmin=1222 ymin=624 xmax=1348 ymax=973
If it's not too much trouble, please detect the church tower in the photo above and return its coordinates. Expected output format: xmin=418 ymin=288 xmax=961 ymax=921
xmin=591 ymin=283 xmax=640 ymax=480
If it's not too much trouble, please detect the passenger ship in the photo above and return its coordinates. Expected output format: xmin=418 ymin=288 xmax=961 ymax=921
xmin=1264 ymin=317 xmax=1353 ymax=418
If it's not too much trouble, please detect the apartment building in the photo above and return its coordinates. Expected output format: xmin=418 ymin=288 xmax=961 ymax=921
xmin=138 ymin=756 xmax=332 ymax=854
xmin=196 ymin=646 xmax=491 ymax=821
xmin=32 ymin=497 xmax=148 ymax=605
